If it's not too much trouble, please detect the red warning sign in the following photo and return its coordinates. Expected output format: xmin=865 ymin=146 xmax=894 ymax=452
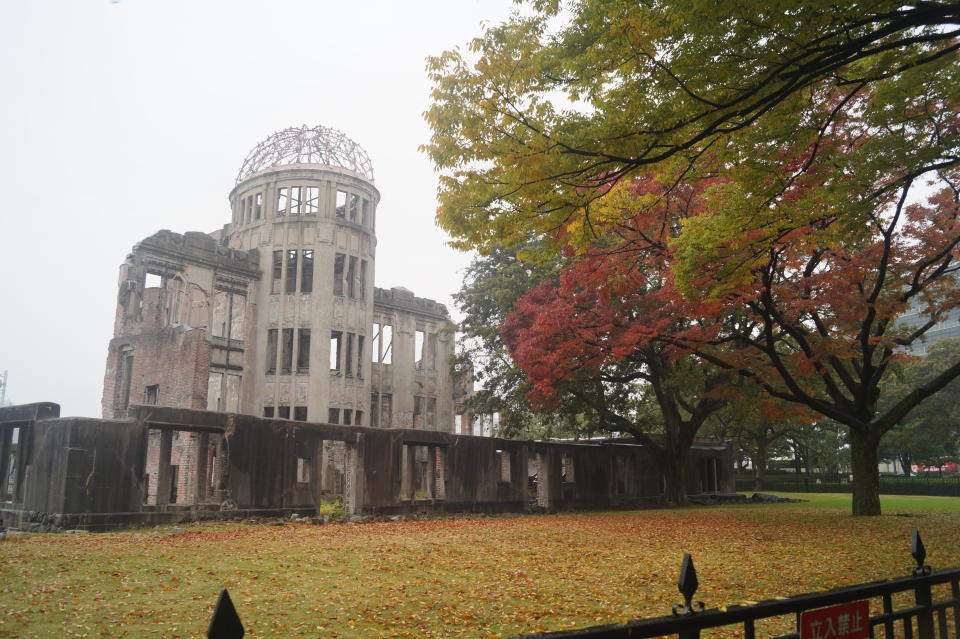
xmin=800 ymin=600 xmax=870 ymax=639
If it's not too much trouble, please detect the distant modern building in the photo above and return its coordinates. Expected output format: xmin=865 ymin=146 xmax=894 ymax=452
xmin=900 ymin=306 xmax=960 ymax=355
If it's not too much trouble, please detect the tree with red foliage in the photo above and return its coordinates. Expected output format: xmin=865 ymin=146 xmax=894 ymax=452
xmin=502 ymin=177 xmax=735 ymax=505
xmin=505 ymin=162 xmax=960 ymax=515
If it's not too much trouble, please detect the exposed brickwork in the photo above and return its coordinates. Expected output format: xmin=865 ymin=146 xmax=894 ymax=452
xmin=102 ymin=327 xmax=212 ymax=419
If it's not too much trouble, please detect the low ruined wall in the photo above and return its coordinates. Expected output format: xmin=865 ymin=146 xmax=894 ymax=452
xmin=0 ymin=403 xmax=735 ymax=530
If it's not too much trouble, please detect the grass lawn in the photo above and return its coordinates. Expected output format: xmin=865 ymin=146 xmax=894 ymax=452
xmin=2 ymin=493 xmax=959 ymax=638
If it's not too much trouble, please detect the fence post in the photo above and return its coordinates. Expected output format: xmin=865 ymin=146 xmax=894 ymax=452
xmin=672 ymin=553 xmax=704 ymax=639
xmin=911 ymin=530 xmax=934 ymax=639
xmin=208 ymin=588 xmax=245 ymax=639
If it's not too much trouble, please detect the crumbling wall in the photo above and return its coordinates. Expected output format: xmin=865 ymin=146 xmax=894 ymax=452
xmin=101 ymin=230 xmax=259 ymax=419
xmin=1 ymin=403 xmax=735 ymax=530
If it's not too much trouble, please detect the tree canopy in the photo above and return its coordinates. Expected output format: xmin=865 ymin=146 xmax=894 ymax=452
xmin=425 ymin=0 xmax=960 ymax=260
xmin=427 ymin=0 xmax=960 ymax=515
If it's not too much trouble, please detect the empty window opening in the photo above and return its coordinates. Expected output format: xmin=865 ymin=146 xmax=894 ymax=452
xmin=345 ymin=332 xmax=354 ymax=377
xmin=278 ymin=406 xmax=291 ymax=419
xmin=144 ymin=385 xmax=159 ymax=405
xmin=272 ymin=250 xmax=283 ymax=294
xmin=356 ymin=335 xmax=364 ymax=378
xmin=276 ymin=187 xmax=289 ymax=217
xmin=301 ymin=250 xmax=314 ymax=293
xmin=305 ymin=186 xmax=319 ymax=215
xmin=371 ymin=392 xmax=393 ymax=428
xmin=333 ymin=253 xmax=345 ymax=296
xmin=426 ymin=397 xmax=436 ymax=429
xmin=328 ymin=408 xmax=340 ymax=424
xmin=266 ymin=328 xmax=278 ymax=375
xmin=116 ymin=350 xmax=134 ymax=413
xmin=145 ymin=272 xmax=162 ymax=288
xmin=144 ymin=430 xmax=225 ymax=506
xmin=212 ymin=290 xmax=228 ymax=338
xmin=349 ymin=193 xmax=359 ymax=222
xmin=207 ymin=372 xmax=223 ymax=411
xmin=330 ymin=331 xmax=342 ymax=372
xmin=264 ymin=406 xmax=275 ymax=418
xmin=361 ymin=198 xmax=369 ymax=226
xmin=562 ymin=454 xmax=575 ymax=483
xmin=280 ymin=328 xmax=294 ymax=374
xmin=286 ymin=249 xmax=298 ymax=294
xmin=343 ymin=409 xmax=353 ymax=426
xmin=3 ymin=427 xmax=20 ymax=502
xmin=415 ymin=330 xmax=425 ymax=370
xmin=335 ymin=190 xmax=347 ymax=218
xmin=254 ymin=192 xmax=262 ymax=219
xmin=225 ymin=374 xmax=241 ymax=412
xmin=355 ymin=410 xmax=363 ymax=426
xmin=297 ymin=328 xmax=311 ymax=373
xmin=229 ymin=294 xmax=245 ymax=339
xmin=294 ymin=406 xmax=308 ymax=422
xmin=288 ymin=186 xmax=302 ymax=216
xmin=413 ymin=395 xmax=424 ymax=429
xmin=381 ymin=324 xmax=393 ymax=364
xmin=380 ymin=393 xmax=392 ymax=428
xmin=360 ymin=260 xmax=367 ymax=300
xmin=347 ymin=256 xmax=358 ymax=298
xmin=296 ymin=457 xmax=311 ymax=483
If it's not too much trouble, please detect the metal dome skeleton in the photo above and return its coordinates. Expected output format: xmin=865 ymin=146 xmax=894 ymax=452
xmin=236 ymin=125 xmax=375 ymax=184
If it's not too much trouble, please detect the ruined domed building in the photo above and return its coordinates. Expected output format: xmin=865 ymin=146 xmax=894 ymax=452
xmin=102 ymin=126 xmax=456 ymax=431
xmin=0 ymin=126 xmax=733 ymax=530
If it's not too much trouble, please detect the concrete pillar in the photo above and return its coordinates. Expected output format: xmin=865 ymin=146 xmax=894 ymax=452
xmin=434 ymin=447 xmax=446 ymax=500
xmin=0 ymin=428 xmax=11 ymax=501
xmin=536 ymin=449 xmax=552 ymax=510
xmin=343 ymin=433 xmax=365 ymax=516
xmin=155 ymin=430 xmax=173 ymax=506
xmin=194 ymin=432 xmax=210 ymax=504
xmin=320 ymin=440 xmax=336 ymax=492
xmin=427 ymin=446 xmax=438 ymax=499
xmin=401 ymin=444 xmax=416 ymax=500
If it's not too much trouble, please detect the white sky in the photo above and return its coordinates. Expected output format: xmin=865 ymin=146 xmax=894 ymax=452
xmin=0 ymin=0 xmax=517 ymax=417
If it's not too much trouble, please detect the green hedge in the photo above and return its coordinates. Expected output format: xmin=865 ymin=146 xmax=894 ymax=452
xmin=735 ymin=474 xmax=960 ymax=497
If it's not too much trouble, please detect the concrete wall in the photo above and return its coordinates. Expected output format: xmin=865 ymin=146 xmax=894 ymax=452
xmin=0 ymin=403 xmax=734 ymax=531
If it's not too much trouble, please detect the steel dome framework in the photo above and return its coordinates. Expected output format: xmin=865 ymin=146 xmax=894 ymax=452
xmin=236 ymin=125 xmax=375 ymax=184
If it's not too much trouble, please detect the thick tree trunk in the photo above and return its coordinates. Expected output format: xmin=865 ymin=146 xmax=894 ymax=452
xmin=753 ymin=442 xmax=768 ymax=491
xmin=662 ymin=451 xmax=689 ymax=506
xmin=850 ymin=428 xmax=882 ymax=516
xmin=898 ymin=451 xmax=912 ymax=477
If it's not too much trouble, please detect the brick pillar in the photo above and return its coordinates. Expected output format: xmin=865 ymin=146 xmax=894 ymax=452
xmin=155 ymin=430 xmax=173 ymax=506
xmin=343 ymin=433 xmax=365 ymax=516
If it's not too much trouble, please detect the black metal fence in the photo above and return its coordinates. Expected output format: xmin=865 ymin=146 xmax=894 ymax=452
xmin=207 ymin=531 xmax=959 ymax=639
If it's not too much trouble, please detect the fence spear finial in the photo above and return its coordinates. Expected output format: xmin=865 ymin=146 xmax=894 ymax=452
xmin=912 ymin=530 xmax=931 ymax=576
xmin=673 ymin=553 xmax=705 ymax=615
xmin=208 ymin=588 xmax=245 ymax=638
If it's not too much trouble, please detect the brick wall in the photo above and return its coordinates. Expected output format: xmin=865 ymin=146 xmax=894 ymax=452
xmin=102 ymin=327 xmax=212 ymax=419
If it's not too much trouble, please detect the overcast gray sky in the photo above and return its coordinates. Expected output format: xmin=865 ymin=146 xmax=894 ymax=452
xmin=0 ymin=0 xmax=516 ymax=417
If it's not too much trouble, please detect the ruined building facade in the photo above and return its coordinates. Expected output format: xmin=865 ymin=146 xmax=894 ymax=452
xmin=0 ymin=126 xmax=735 ymax=530
xmin=102 ymin=126 xmax=455 ymax=432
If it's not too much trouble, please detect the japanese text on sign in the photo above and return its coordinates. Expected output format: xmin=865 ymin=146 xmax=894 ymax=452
xmin=800 ymin=600 xmax=870 ymax=639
